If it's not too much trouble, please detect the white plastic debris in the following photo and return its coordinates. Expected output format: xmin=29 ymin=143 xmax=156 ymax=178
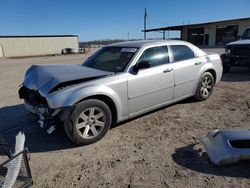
xmin=3 ymin=132 xmax=25 ymax=188
xmin=47 ymin=126 xmax=56 ymax=134
xmin=200 ymin=129 xmax=250 ymax=166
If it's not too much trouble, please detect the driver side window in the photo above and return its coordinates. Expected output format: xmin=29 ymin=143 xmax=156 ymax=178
xmin=138 ymin=46 xmax=169 ymax=68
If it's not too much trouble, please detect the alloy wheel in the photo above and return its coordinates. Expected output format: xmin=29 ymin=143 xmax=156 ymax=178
xmin=200 ymin=76 xmax=212 ymax=97
xmin=76 ymin=107 xmax=106 ymax=139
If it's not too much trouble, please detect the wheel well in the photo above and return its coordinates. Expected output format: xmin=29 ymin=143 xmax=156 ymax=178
xmin=78 ymin=95 xmax=118 ymax=123
xmin=206 ymin=69 xmax=217 ymax=83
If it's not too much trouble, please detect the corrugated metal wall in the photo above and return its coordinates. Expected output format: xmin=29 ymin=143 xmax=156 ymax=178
xmin=0 ymin=36 xmax=79 ymax=57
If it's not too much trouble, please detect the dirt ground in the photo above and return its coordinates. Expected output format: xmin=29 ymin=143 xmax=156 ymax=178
xmin=0 ymin=48 xmax=250 ymax=188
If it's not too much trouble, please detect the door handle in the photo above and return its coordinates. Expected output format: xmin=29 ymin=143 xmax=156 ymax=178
xmin=195 ymin=61 xmax=202 ymax=65
xmin=163 ymin=68 xmax=173 ymax=73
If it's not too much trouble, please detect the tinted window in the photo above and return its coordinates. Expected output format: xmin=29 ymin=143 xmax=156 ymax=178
xmin=171 ymin=45 xmax=195 ymax=62
xmin=138 ymin=46 xmax=169 ymax=67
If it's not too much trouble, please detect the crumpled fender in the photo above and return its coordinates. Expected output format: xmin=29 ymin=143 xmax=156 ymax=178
xmin=46 ymin=84 xmax=122 ymax=117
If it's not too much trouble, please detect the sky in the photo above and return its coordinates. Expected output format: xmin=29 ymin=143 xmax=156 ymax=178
xmin=0 ymin=0 xmax=249 ymax=41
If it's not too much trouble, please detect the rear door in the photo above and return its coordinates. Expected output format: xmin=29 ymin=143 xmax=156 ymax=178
xmin=170 ymin=45 xmax=204 ymax=99
xmin=127 ymin=46 xmax=174 ymax=116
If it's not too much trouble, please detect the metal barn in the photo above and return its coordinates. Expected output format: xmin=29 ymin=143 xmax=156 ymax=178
xmin=0 ymin=35 xmax=79 ymax=57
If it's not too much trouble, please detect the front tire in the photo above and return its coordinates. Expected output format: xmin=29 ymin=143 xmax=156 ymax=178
xmin=194 ymin=72 xmax=214 ymax=101
xmin=223 ymin=63 xmax=231 ymax=73
xmin=64 ymin=99 xmax=112 ymax=145
xmin=221 ymin=54 xmax=231 ymax=73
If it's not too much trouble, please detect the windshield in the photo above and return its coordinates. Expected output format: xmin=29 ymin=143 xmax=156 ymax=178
xmin=242 ymin=29 xmax=250 ymax=39
xmin=83 ymin=47 xmax=138 ymax=72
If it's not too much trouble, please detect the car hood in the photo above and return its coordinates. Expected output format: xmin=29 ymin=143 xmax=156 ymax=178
xmin=23 ymin=64 xmax=112 ymax=97
xmin=226 ymin=39 xmax=250 ymax=46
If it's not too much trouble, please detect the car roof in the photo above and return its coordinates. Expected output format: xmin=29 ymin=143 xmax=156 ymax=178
xmin=108 ymin=40 xmax=191 ymax=48
xmin=107 ymin=39 xmax=207 ymax=57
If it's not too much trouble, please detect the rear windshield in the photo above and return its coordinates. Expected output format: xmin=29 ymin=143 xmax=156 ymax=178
xmin=83 ymin=47 xmax=138 ymax=72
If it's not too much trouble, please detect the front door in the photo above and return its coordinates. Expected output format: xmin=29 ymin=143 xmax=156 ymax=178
xmin=127 ymin=46 xmax=174 ymax=116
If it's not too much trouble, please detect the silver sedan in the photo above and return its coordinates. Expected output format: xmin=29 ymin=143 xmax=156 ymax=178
xmin=19 ymin=40 xmax=223 ymax=145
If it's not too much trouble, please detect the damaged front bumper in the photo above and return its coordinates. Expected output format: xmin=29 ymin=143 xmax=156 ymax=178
xmin=24 ymin=101 xmax=47 ymax=115
xmin=201 ymin=129 xmax=250 ymax=166
xmin=19 ymin=85 xmax=60 ymax=134
xmin=19 ymin=85 xmax=73 ymax=134
xmin=24 ymin=100 xmax=61 ymax=117
xmin=24 ymin=101 xmax=61 ymax=134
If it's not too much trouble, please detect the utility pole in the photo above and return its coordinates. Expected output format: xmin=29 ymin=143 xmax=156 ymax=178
xmin=128 ymin=32 xmax=130 ymax=40
xmin=144 ymin=8 xmax=147 ymax=40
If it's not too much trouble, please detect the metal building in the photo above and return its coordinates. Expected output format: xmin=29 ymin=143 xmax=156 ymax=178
xmin=144 ymin=17 xmax=250 ymax=47
xmin=0 ymin=35 xmax=79 ymax=57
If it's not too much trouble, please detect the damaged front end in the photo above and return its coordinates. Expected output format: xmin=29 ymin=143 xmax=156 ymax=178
xmin=19 ymin=64 xmax=113 ymax=134
xmin=201 ymin=129 xmax=250 ymax=166
xmin=18 ymin=85 xmax=63 ymax=134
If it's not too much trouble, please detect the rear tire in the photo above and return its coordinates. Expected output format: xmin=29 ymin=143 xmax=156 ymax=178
xmin=64 ymin=99 xmax=112 ymax=145
xmin=194 ymin=72 xmax=214 ymax=101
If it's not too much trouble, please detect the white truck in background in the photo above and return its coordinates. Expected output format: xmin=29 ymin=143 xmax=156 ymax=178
xmin=221 ymin=28 xmax=250 ymax=73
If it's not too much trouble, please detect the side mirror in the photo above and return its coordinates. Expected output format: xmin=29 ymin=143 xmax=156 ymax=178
xmin=238 ymin=35 xmax=241 ymax=39
xmin=137 ymin=61 xmax=151 ymax=69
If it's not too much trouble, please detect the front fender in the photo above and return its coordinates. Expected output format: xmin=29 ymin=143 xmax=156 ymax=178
xmin=46 ymin=85 xmax=122 ymax=114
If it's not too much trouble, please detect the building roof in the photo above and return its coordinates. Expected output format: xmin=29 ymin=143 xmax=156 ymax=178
xmin=0 ymin=35 xmax=78 ymax=38
xmin=145 ymin=17 xmax=250 ymax=32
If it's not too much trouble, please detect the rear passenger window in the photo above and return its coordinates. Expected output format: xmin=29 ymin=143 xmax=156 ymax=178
xmin=138 ymin=46 xmax=169 ymax=67
xmin=171 ymin=45 xmax=195 ymax=62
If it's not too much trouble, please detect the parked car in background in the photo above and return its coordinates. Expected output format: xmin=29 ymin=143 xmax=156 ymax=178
xmin=221 ymin=27 xmax=250 ymax=73
xmin=61 ymin=48 xmax=73 ymax=54
xmin=19 ymin=40 xmax=223 ymax=145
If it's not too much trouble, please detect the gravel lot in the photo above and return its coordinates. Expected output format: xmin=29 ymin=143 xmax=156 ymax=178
xmin=0 ymin=49 xmax=250 ymax=187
